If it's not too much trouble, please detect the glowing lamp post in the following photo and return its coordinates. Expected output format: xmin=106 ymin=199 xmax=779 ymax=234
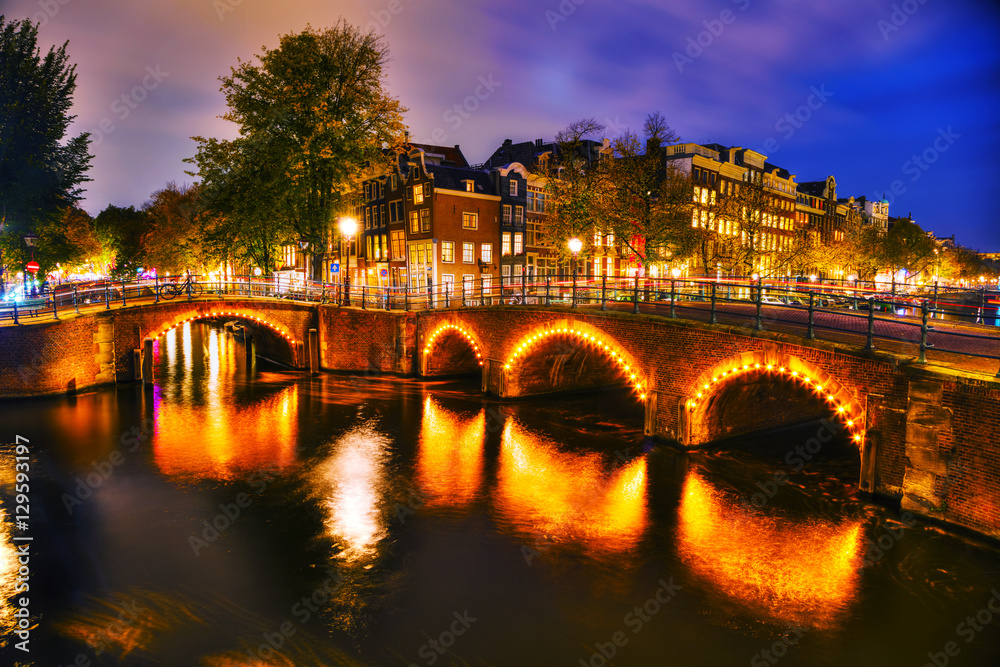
xmin=339 ymin=217 xmax=358 ymax=306
xmin=568 ymin=237 xmax=582 ymax=308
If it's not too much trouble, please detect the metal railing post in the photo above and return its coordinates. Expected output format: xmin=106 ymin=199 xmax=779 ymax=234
xmin=572 ymin=268 xmax=578 ymax=308
xmin=710 ymin=282 xmax=717 ymax=324
xmin=405 ymin=284 xmax=410 ymax=311
xmin=546 ymin=275 xmax=551 ymax=306
xmin=754 ymin=276 xmax=762 ymax=331
xmin=12 ymin=300 xmax=18 ymax=325
xmin=601 ymin=275 xmax=607 ymax=311
xmin=480 ymin=276 xmax=484 ymax=307
xmin=462 ymin=281 xmax=466 ymax=307
xmin=154 ymin=275 xmax=160 ymax=304
xmin=105 ymin=281 xmax=111 ymax=309
xmin=919 ymin=300 xmax=930 ymax=363
xmin=807 ymin=292 xmax=815 ymax=340
xmin=670 ymin=278 xmax=677 ymax=319
xmin=499 ymin=272 xmax=504 ymax=306
xmin=121 ymin=280 xmax=127 ymax=307
xmin=521 ymin=273 xmax=526 ymax=305
xmin=632 ymin=275 xmax=639 ymax=315
xmin=977 ymin=288 xmax=986 ymax=324
xmin=73 ymin=285 xmax=80 ymax=314
xmin=362 ymin=284 xmax=367 ymax=310
xmin=53 ymin=292 xmax=58 ymax=319
xmin=865 ymin=304 xmax=876 ymax=351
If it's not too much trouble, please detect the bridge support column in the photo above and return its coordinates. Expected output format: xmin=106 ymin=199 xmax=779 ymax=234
xmin=482 ymin=359 xmax=507 ymax=397
xmin=245 ymin=332 xmax=256 ymax=372
xmin=859 ymin=431 xmax=879 ymax=493
xmin=644 ymin=391 xmax=659 ymax=438
xmin=141 ymin=337 xmax=154 ymax=385
xmin=308 ymin=328 xmax=319 ymax=375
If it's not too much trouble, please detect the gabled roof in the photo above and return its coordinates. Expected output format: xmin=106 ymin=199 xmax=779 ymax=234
xmin=408 ymin=143 xmax=469 ymax=168
xmin=797 ymin=181 xmax=828 ymax=197
xmin=426 ymin=164 xmax=496 ymax=195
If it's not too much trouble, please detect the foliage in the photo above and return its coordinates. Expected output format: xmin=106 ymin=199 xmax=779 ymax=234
xmin=0 ymin=16 xmax=92 ymax=273
xmin=882 ymin=217 xmax=936 ymax=280
xmin=142 ymin=183 xmax=207 ymax=275
xmin=93 ymin=204 xmax=148 ymax=278
xmin=193 ymin=20 xmax=408 ymax=277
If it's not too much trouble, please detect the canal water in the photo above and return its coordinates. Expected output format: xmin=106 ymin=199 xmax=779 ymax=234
xmin=2 ymin=321 xmax=999 ymax=666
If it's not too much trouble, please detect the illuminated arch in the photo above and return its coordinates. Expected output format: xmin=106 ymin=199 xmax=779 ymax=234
xmin=150 ymin=309 xmax=299 ymax=347
xmin=502 ymin=322 xmax=648 ymax=400
xmin=684 ymin=352 xmax=866 ymax=445
xmin=423 ymin=323 xmax=484 ymax=367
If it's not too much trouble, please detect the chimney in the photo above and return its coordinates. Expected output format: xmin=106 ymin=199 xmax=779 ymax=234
xmin=535 ymin=138 xmax=543 ymax=148
xmin=503 ymin=138 xmax=513 ymax=147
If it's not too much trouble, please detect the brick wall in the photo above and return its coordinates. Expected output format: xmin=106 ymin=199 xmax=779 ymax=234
xmin=0 ymin=316 xmax=101 ymax=397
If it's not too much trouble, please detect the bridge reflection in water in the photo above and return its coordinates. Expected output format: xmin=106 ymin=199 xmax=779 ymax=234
xmin=416 ymin=397 xmax=486 ymax=509
xmin=152 ymin=323 xmax=298 ymax=480
xmin=677 ymin=469 xmax=864 ymax=629
xmin=494 ymin=419 xmax=648 ymax=556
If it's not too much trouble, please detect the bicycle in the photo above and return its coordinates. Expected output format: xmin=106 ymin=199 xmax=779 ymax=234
xmin=158 ymin=276 xmax=204 ymax=300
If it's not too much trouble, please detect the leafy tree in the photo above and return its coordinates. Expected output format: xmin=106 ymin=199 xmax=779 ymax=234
xmin=939 ymin=245 xmax=990 ymax=281
xmin=0 ymin=16 xmax=92 ymax=274
xmin=195 ymin=20 xmax=407 ymax=279
xmin=882 ymin=216 xmax=936 ymax=282
xmin=94 ymin=204 xmax=148 ymax=278
xmin=534 ymin=118 xmax=607 ymax=266
xmin=142 ymin=182 xmax=206 ymax=275
xmin=595 ymin=113 xmax=698 ymax=274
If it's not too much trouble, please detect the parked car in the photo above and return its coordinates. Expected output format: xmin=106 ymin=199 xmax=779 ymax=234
xmin=761 ymin=295 xmax=784 ymax=305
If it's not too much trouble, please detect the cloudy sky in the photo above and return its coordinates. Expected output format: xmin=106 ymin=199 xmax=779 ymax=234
xmin=6 ymin=0 xmax=1000 ymax=250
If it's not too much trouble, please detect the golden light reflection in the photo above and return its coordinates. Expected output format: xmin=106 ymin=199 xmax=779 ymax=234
xmin=316 ymin=425 xmax=389 ymax=562
xmin=416 ymin=397 xmax=485 ymax=508
xmin=153 ymin=384 xmax=298 ymax=480
xmin=676 ymin=469 xmax=863 ymax=629
xmin=494 ymin=420 xmax=647 ymax=555
xmin=0 ymin=508 xmax=18 ymax=637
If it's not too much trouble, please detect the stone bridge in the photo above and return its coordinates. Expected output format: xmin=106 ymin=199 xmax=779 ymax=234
xmin=1 ymin=299 xmax=998 ymax=539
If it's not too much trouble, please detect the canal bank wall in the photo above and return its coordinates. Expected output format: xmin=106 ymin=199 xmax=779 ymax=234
xmin=1 ymin=303 xmax=998 ymax=540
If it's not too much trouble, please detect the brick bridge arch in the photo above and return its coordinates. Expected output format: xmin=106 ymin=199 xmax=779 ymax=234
xmin=115 ymin=299 xmax=318 ymax=378
xmin=679 ymin=350 xmax=867 ymax=447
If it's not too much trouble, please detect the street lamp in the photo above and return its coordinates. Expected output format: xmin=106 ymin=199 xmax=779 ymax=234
xmin=339 ymin=217 xmax=358 ymax=305
xmin=568 ymin=237 xmax=582 ymax=308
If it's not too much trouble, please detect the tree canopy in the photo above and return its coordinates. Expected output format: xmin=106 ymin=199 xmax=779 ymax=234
xmin=0 ymin=16 xmax=92 ymax=275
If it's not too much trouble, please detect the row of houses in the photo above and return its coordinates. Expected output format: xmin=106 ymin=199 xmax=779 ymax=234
xmin=284 ymin=136 xmax=902 ymax=291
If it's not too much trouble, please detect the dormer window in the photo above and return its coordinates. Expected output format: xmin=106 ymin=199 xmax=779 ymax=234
xmin=509 ymin=180 xmax=518 ymax=196
xmin=465 ymin=180 xmax=474 ymax=193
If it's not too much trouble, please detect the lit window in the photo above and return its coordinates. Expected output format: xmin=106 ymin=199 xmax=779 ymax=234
xmin=503 ymin=205 xmax=512 ymax=224
xmin=463 ymin=242 xmax=475 ymax=263
xmin=466 ymin=180 xmax=474 ymax=192
xmin=420 ymin=208 xmax=430 ymax=232
xmin=441 ymin=241 xmax=454 ymax=263
xmin=514 ymin=206 xmax=524 ymax=224
xmin=409 ymin=210 xmax=419 ymax=234
xmin=513 ymin=233 xmax=523 ymax=255
xmin=481 ymin=243 xmax=492 ymax=264
xmin=414 ymin=186 xmax=424 ymax=205
xmin=463 ymin=212 xmax=478 ymax=230
xmin=502 ymin=232 xmax=511 ymax=255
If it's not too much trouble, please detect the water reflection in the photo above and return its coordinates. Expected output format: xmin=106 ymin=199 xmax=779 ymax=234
xmin=494 ymin=419 xmax=647 ymax=556
xmin=316 ymin=423 xmax=390 ymax=562
xmin=152 ymin=326 xmax=298 ymax=480
xmin=416 ymin=397 xmax=485 ymax=508
xmin=676 ymin=469 xmax=863 ymax=629
xmin=0 ymin=508 xmax=17 ymax=636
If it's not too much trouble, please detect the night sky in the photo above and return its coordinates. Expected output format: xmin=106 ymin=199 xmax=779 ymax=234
xmin=7 ymin=0 xmax=1000 ymax=251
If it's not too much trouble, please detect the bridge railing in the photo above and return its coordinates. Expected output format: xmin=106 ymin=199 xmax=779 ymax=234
xmin=5 ymin=273 xmax=998 ymax=376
